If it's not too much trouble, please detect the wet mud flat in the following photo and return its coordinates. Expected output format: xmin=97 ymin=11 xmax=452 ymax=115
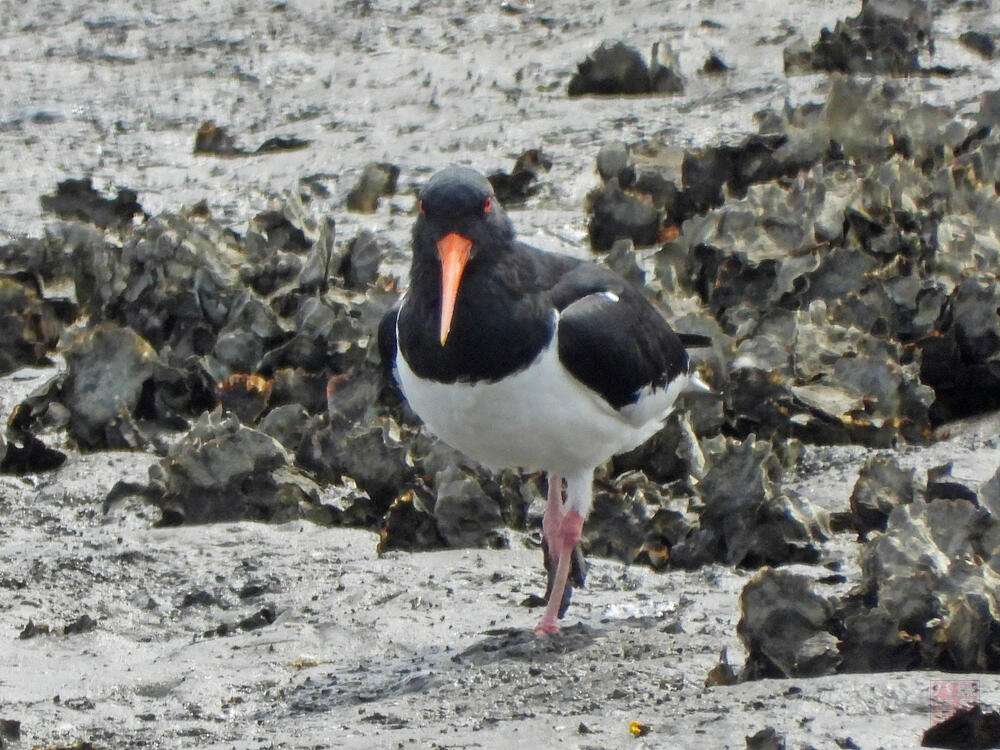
xmin=4 ymin=407 xmax=1000 ymax=749
xmin=1 ymin=0 xmax=1000 ymax=748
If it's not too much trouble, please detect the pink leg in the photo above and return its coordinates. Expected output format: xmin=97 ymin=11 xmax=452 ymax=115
xmin=534 ymin=509 xmax=584 ymax=635
xmin=541 ymin=474 xmax=564 ymax=552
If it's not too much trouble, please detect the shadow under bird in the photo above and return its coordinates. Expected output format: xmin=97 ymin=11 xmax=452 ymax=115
xmin=380 ymin=166 xmax=710 ymax=634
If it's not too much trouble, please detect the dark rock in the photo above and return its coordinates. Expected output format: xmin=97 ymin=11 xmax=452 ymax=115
xmin=587 ymin=142 xmax=692 ymax=250
xmin=149 ymin=408 xmax=333 ymax=525
xmin=784 ymin=0 xmax=939 ymax=76
xmin=585 ymin=479 xmax=654 ymax=564
xmin=327 ymin=366 xmax=382 ymax=425
xmin=705 ymin=648 xmax=738 ymax=687
xmin=603 ymin=238 xmax=645 ymax=287
xmin=666 ymin=85 xmax=969 ymax=444
xmin=976 ymin=465 xmax=1000 ymax=520
xmin=212 ymin=329 xmax=265 ymax=373
xmin=209 ymin=605 xmax=278 ymax=637
xmin=18 ymin=619 xmax=50 ymax=639
xmin=649 ymin=41 xmax=685 ymax=94
xmin=702 ymin=53 xmax=730 ymax=74
xmin=921 ymin=277 xmax=1000 ymax=424
xmin=296 ymin=216 xmax=336 ymax=294
xmin=339 ymin=230 xmax=384 ymax=288
xmin=379 ymin=491 xmax=446 ymax=553
xmin=513 ymin=150 xmax=551 ymax=177
xmin=241 ymin=246 xmax=304 ymax=296
xmin=270 ymin=368 xmax=329 ymax=415
xmin=0 ymin=276 xmax=68 ymax=375
xmin=947 ymin=276 xmax=1000 ymax=362
xmin=235 ymin=605 xmax=277 ymax=631
xmin=180 ymin=589 xmax=221 ymax=608
xmin=978 ymin=90 xmax=1000 ymax=129
xmin=346 ymin=162 xmax=400 ymax=213
xmin=644 ymin=499 xmax=700 ymax=569
xmin=194 ymin=120 xmax=244 ymax=155
xmin=837 ymin=608 xmax=920 ymax=672
xmin=587 ymin=182 xmax=660 ymax=252
xmin=488 ymin=149 xmax=551 ymax=205
xmin=237 ymin=582 xmax=268 ymax=599
xmin=681 ymin=148 xmax=735 ymax=215
xmin=432 ymin=465 xmax=504 ymax=547
xmin=474 ymin=467 xmax=535 ymax=533
xmin=814 ymin=19 xmax=918 ymax=75
xmin=60 ymin=324 xmax=159 ymax=449
xmin=568 ymin=41 xmax=651 ymax=97
xmin=8 ymin=380 xmax=69 ymax=437
xmin=298 ymin=422 xmax=412 ymax=515
xmin=922 ymin=705 xmax=1000 ymax=749
xmin=611 ymin=412 xmax=701 ymax=483
xmin=840 ymin=498 xmax=1000 ymax=672
xmin=257 ymin=297 xmax=355 ymax=373
xmin=635 ymin=171 xmax=685 ymax=223
xmin=596 ymin=142 xmax=632 ymax=183
xmin=0 ymin=719 xmax=20 ymax=740
xmin=682 ymin=134 xmax=793 ymax=213
xmin=0 ymin=434 xmax=66 ymax=474
xmin=849 ymin=455 xmax=920 ymax=536
xmin=926 ymin=463 xmax=979 ymax=504
xmin=62 ymin=614 xmax=98 ymax=636
xmin=251 ymin=210 xmax=311 ymax=252
xmin=692 ymin=437 xmax=830 ymax=568
xmin=738 ymin=568 xmax=841 ymax=678
xmin=746 ymin=727 xmax=786 ymax=750
xmin=39 ymin=177 xmax=144 ymax=229
xmin=0 ymin=230 xmax=79 ymax=284
xmin=156 ymin=412 xmax=290 ymax=511
xmin=217 ymin=373 xmax=273 ymax=425
xmin=959 ymin=31 xmax=995 ymax=60
xmin=69 ymin=212 xmax=287 ymax=372
xmin=255 ymin=135 xmax=310 ymax=153
xmin=258 ymin=403 xmax=313 ymax=452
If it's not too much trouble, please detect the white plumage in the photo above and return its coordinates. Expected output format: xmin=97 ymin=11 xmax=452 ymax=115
xmin=396 ymin=310 xmax=695 ymax=482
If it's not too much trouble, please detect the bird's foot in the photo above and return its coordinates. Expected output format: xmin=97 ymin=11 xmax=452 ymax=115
xmin=533 ymin=615 xmax=560 ymax=635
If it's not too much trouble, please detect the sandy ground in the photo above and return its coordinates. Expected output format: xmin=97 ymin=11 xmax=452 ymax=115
xmin=2 ymin=1 xmax=1000 ymax=748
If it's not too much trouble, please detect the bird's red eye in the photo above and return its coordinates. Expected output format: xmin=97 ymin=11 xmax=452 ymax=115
xmin=483 ymin=196 xmax=493 ymax=213
xmin=419 ymin=200 xmax=425 ymax=213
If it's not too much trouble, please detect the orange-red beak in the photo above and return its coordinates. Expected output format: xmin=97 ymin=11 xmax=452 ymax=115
xmin=437 ymin=232 xmax=472 ymax=346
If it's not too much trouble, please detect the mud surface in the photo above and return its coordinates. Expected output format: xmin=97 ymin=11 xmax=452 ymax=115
xmin=2 ymin=1 xmax=1000 ymax=748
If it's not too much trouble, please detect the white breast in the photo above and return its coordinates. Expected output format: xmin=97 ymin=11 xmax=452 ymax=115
xmin=395 ymin=326 xmax=690 ymax=476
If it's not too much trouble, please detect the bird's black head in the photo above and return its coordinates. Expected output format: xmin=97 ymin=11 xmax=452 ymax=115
xmin=414 ymin=167 xmax=515 ymax=261
xmin=411 ymin=167 xmax=517 ymax=345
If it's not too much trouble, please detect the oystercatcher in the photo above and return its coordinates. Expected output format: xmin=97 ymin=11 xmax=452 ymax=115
xmin=380 ymin=166 xmax=708 ymax=634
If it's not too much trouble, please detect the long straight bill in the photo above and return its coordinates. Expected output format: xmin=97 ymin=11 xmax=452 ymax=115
xmin=436 ymin=232 xmax=472 ymax=345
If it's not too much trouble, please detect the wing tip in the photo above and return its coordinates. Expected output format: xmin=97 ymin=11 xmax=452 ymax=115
xmin=684 ymin=370 xmax=721 ymax=397
xmin=678 ymin=332 xmax=714 ymax=349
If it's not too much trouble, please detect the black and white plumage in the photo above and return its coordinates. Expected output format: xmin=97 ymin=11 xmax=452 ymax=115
xmin=380 ymin=166 xmax=707 ymax=634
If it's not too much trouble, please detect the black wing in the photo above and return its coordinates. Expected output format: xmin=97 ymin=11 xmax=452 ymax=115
xmin=678 ymin=332 xmax=713 ymax=348
xmin=552 ymin=265 xmax=688 ymax=411
xmin=377 ymin=306 xmax=399 ymax=383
